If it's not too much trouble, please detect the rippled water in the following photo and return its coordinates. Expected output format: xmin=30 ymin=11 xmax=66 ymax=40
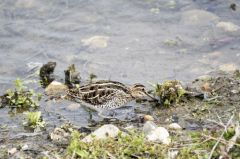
xmin=0 ymin=0 xmax=240 ymax=131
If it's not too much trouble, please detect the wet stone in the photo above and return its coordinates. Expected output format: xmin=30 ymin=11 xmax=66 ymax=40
xmin=45 ymin=81 xmax=68 ymax=96
xmin=82 ymin=124 xmax=120 ymax=143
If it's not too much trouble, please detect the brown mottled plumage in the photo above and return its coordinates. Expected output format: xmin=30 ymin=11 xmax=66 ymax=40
xmin=67 ymin=80 xmax=153 ymax=111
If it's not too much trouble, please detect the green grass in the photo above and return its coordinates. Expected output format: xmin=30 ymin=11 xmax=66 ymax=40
xmin=24 ymin=111 xmax=45 ymax=129
xmin=67 ymin=130 xmax=167 ymax=159
xmin=3 ymin=78 xmax=42 ymax=108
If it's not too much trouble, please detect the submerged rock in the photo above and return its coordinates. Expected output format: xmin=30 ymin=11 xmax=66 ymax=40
xmin=66 ymin=103 xmax=81 ymax=111
xmin=181 ymin=9 xmax=219 ymax=26
xmin=45 ymin=81 xmax=68 ymax=96
xmin=216 ymin=21 xmax=240 ymax=32
xmin=82 ymin=124 xmax=120 ymax=143
xmin=81 ymin=36 xmax=109 ymax=48
xmin=219 ymin=64 xmax=238 ymax=72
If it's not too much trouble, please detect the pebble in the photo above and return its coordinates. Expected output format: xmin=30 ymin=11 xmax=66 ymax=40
xmin=168 ymin=123 xmax=182 ymax=130
xmin=45 ymin=81 xmax=68 ymax=96
xmin=216 ymin=21 xmax=240 ymax=32
xmin=82 ymin=124 xmax=120 ymax=143
xmin=8 ymin=148 xmax=17 ymax=155
xmin=143 ymin=115 xmax=154 ymax=121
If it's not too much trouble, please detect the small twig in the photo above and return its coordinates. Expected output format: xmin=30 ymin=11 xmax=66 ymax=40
xmin=208 ymin=114 xmax=234 ymax=159
xmin=107 ymin=151 xmax=116 ymax=159
xmin=71 ymin=150 xmax=76 ymax=159
xmin=216 ymin=113 xmax=224 ymax=126
xmin=172 ymin=138 xmax=213 ymax=148
xmin=226 ymin=122 xmax=240 ymax=152
xmin=202 ymin=134 xmax=240 ymax=147
xmin=207 ymin=119 xmax=225 ymax=128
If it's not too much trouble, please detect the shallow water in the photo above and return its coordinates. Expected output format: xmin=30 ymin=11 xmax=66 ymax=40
xmin=0 ymin=0 xmax=240 ymax=134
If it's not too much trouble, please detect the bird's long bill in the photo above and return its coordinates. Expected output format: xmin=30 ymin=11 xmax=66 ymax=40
xmin=144 ymin=92 xmax=157 ymax=101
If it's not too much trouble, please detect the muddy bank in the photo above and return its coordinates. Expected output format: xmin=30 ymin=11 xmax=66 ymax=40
xmin=0 ymin=70 xmax=239 ymax=158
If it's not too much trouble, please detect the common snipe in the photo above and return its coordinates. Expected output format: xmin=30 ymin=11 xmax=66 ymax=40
xmin=67 ymin=80 xmax=155 ymax=112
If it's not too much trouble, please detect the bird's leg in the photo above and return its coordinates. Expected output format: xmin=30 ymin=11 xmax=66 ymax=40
xmin=86 ymin=108 xmax=94 ymax=123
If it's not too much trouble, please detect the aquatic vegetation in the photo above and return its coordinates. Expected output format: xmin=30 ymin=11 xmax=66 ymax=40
xmin=39 ymin=61 xmax=56 ymax=87
xmin=24 ymin=111 xmax=45 ymax=129
xmin=67 ymin=130 xmax=166 ymax=158
xmin=1 ymin=78 xmax=42 ymax=108
xmin=153 ymin=80 xmax=186 ymax=106
xmin=64 ymin=64 xmax=81 ymax=88
xmin=89 ymin=73 xmax=97 ymax=83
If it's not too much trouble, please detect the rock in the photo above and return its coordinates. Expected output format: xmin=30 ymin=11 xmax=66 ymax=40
xmin=181 ymin=9 xmax=219 ymax=26
xmin=216 ymin=21 xmax=240 ymax=32
xmin=219 ymin=64 xmax=238 ymax=72
xmin=50 ymin=127 xmax=71 ymax=145
xmin=66 ymin=103 xmax=81 ymax=111
xmin=143 ymin=121 xmax=171 ymax=145
xmin=145 ymin=127 xmax=171 ymax=145
xmin=81 ymin=36 xmax=109 ymax=48
xmin=45 ymin=81 xmax=68 ymax=96
xmin=82 ymin=124 xmax=120 ymax=143
xmin=143 ymin=121 xmax=158 ymax=135
xmin=168 ymin=123 xmax=182 ymax=130
xmin=144 ymin=115 xmax=154 ymax=121
xmin=21 ymin=144 xmax=29 ymax=151
xmin=8 ymin=148 xmax=17 ymax=155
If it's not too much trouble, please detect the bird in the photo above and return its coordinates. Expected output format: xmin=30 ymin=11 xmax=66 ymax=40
xmin=66 ymin=80 xmax=155 ymax=112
